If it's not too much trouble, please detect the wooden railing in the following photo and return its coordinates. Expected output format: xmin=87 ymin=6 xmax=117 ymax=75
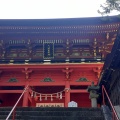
xmin=6 ymin=85 xmax=29 ymax=120
xmin=102 ymin=85 xmax=120 ymax=120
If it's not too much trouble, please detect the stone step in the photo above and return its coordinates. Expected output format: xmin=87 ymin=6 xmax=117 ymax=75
xmin=0 ymin=107 xmax=102 ymax=111
xmin=0 ymin=111 xmax=103 ymax=116
xmin=0 ymin=107 xmax=104 ymax=120
xmin=24 ymin=116 xmax=105 ymax=120
xmin=0 ymin=116 xmax=104 ymax=120
xmin=0 ymin=112 xmax=102 ymax=117
xmin=0 ymin=115 xmax=21 ymax=119
xmin=0 ymin=119 xmax=24 ymax=120
xmin=20 ymin=111 xmax=103 ymax=116
xmin=0 ymin=111 xmax=9 ymax=115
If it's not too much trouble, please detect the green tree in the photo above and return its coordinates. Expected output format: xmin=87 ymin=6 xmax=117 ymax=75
xmin=98 ymin=0 xmax=120 ymax=15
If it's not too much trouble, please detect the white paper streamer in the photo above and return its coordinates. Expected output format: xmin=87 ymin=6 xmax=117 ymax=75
xmin=31 ymin=91 xmax=33 ymax=97
xmin=34 ymin=92 xmax=36 ymax=98
xmin=60 ymin=92 xmax=62 ymax=99
xmin=39 ymin=94 xmax=42 ymax=101
xmin=56 ymin=93 xmax=59 ymax=98
xmin=51 ymin=94 xmax=53 ymax=101
xmin=45 ymin=95 xmax=47 ymax=100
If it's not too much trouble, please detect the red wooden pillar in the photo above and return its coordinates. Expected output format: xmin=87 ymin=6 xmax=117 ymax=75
xmin=62 ymin=67 xmax=72 ymax=107
xmin=65 ymin=81 xmax=70 ymax=107
xmin=22 ymin=85 xmax=29 ymax=107
xmin=22 ymin=68 xmax=32 ymax=107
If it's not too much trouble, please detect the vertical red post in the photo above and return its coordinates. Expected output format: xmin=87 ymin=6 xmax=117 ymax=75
xmin=22 ymin=85 xmax=29 ymax=107
xmin=12 ymin=109 xmax=15 ymax=120
xmin=65 ymin=81 xmax=70 ymax=107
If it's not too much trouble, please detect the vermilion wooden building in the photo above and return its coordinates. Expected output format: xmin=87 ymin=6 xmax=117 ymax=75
xmin=0 ymin=16 xmax=120 ymax=108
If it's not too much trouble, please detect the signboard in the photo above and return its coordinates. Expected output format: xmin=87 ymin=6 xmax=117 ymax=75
xmin=43 ymin=42 xmax=54 ymax=59
xmin=36 ymin=103 xmax=64 ymax=107
xmin=68 ymin=101 xmax=78 ymax=107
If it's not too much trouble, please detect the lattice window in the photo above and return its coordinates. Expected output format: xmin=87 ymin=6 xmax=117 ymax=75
xmin=34 ymin=39 xmax=63 ymax=44
xmin=19 ymin=53 xmax=28 ymax=57
xmin=72 ymin=39 xmax=90 ymax=44
xmin=82 ymin=52 xmax=91 ymax=56
xmin=8 ymin=40 xmax=25 ymax=44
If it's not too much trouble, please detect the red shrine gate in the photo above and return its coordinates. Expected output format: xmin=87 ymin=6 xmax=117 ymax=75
xmin=0 ymin=63 xmax=103 ymax=107
xmin=0 ymin=17 xmax=119 ymax=107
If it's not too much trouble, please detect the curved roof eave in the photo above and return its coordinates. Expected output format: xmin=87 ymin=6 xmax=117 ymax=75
xmin=0 ymin=15 xmax=120 ymax=26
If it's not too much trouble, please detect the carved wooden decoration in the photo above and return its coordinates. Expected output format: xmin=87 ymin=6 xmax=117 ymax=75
xmin=62 ymin=67 xmax=73 ymax=80
xmin=93 ymin=67 xmax=102 ymax=79
xmin=76 ymin=77 xmax=90 ymax=82
xmin=22 ymin=68 xmax=32 ymax=79
xmin=8 ymin=78 xmax=18 ymax=82
xmin=40 ymin=77 xmax=54 ymax=82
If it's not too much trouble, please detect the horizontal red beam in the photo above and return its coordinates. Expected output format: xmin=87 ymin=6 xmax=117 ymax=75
xmin=0 ymin=82 xmax=97 ymax=86
xmin=0 ymin=82 xmax=65 ymax=87
xmin=0 ymin=83 xmax=25 ymax=86
xmin=0 ymin=90 xmax=88 ymax=94
xmin=70 ymin=89 xmax=88 ymax=93
xmin=0 ymin=63 xmax=103 ymax=70
xmin=0 ymin=90 xmax=23 ymax=93
xmin=29 ymin=82 xmax=65 ymax=86
xmin=70 ymin=82 xmax=97 ymax=86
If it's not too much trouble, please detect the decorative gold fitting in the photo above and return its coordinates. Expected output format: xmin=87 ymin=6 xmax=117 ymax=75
xmin=10 ymin=60 xmax=14 ymax=62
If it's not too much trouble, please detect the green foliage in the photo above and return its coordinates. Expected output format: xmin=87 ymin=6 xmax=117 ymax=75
xmin=98 ymin=0 xmax=120 ymax=15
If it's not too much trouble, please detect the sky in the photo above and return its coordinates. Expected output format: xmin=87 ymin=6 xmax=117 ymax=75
xmin=0 ymin=0 xmax=119 ymax=19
